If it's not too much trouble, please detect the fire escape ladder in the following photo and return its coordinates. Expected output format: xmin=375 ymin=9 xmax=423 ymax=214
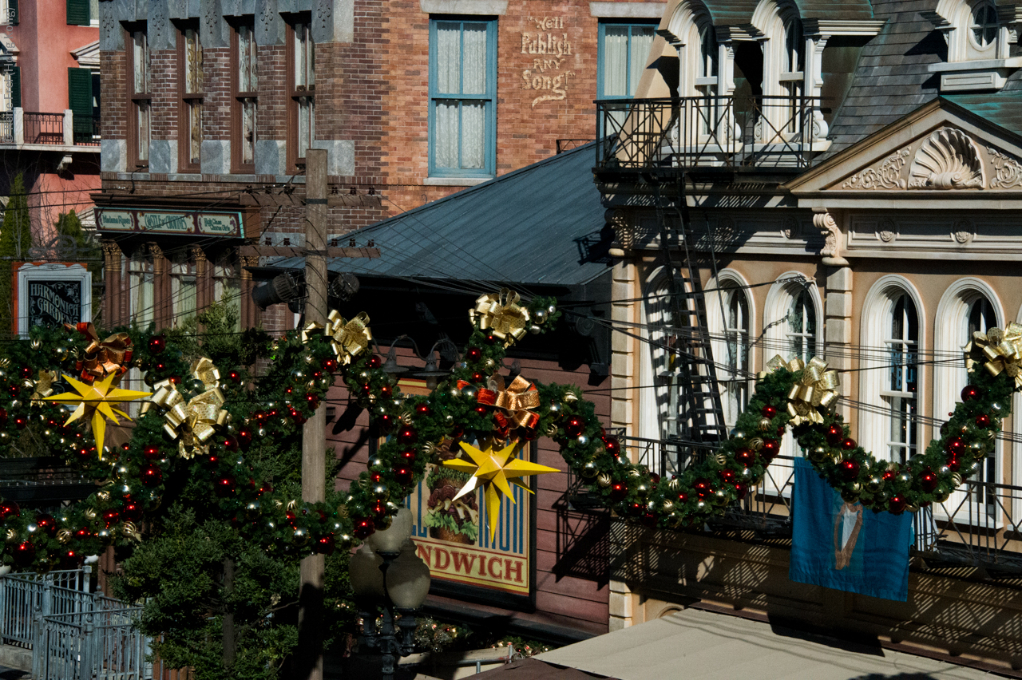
xmin=651 ymin=175 xmax=727 ymax=464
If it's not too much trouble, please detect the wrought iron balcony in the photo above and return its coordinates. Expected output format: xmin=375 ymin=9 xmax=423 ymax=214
xmin=0 ymin=108 xmax=100 ymax=150
xmin=595 ymin=95 xmax=830 ymax=177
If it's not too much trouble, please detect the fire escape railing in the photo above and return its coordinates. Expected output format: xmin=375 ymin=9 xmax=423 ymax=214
xmin=596 ymin=95 xmax=828 ymax=174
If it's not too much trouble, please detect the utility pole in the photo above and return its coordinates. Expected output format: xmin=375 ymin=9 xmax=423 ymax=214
xmin=299 ymin=148 xmax=328 ymax=680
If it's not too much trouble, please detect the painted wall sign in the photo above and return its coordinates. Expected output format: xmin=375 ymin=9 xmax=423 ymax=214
xmin=521 ymin=16 xmax=576 ymax=107
xmin=95 ymin=209 xmax=242 ymax=238
xmin=395 ymin=379 xmax=534 ymax=602
xmin=13 ymin=263 xmax=91 ymax=336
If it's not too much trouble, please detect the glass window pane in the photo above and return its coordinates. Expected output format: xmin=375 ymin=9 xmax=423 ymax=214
xmin=460 ymin=102 xmax=485 ymax=168
xmin=436 ymin=22 xmax=461 ymax=94
xmin=629 ymin=26 xmax=654 ymax=95
xmin=602 ymin=26 xmax=629 ymax=97
xmin=462 ymin=24 xmax=487 ymax=94
xmin=434 ymin=101 xmax=458 ymax=168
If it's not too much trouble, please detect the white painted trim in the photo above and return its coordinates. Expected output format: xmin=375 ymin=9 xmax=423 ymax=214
xmin=1015 ymin=303 xmax=1022 ymax=520
xmin=763 ymin=271 xmax=822 ymax=473
xmin=857 ymin=275 xmax=926 ymax=463
xmin=801 ymin=19 xmax=887 ymax=36
xmin=419 ymin=0 xmax=507 ymax=15
xmin=423 ymin=177 xmax=491 ymax=186
xmin=638 ymin=268 xmax=666 ymax=444
xmin=933 ymin=276 xmax=1004 ymax=525
xmin=589 ymin=2 xmax=667 ymax=19
xmin=16 ymin=263 xmax=92 ymax=337
xmin=705 ymin=268 xmax=755 ymax=426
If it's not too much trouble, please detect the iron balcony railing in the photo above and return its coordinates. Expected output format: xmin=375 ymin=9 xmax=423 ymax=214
xmin=595 ymin=95 xmax=829 ymax=174
xmin=0 ymin=110 xmax=12 ymax=143
xmin=0 ymin=109 xmax=101 ymax=147
xmin=23 ymin=112 xmax=65 ymax=145
xmin=73 ymin=114 xmax=100 ymax=146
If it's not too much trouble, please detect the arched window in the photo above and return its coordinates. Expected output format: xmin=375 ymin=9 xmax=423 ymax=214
xmin=859 ymin=278 xmax=925 ymax=465
xmin=696 ymin=25 xmax=718 ymax=134
xmin=707 ymin=270 xmax=753 ymax=426
xmin=781 ymin=17 xmax=804 ymax=134
xmin=786 ymin=288 xmax=816 ymax=363
xmin=935 ymin=279 xmax=1003 ymax=523
xmin=970 ymin=2 xmax=998 ymax=49
xmin=751 ymin=0 xmax=805 ymax=140
xmin=639 ymin=273 xmax=687 ymax=475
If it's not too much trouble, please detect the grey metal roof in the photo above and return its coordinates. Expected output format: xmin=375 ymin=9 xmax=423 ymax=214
xmin=260 ymin=143 xmax=613 ymax=288
xmin=826 ymin=0 xmax=1022 ymax=154
xmin=701 ymin=0 xmax=873 ymax=26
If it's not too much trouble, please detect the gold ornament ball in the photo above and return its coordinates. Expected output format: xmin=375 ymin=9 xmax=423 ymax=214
xmin=865 ymin=476 xmax=884 ymax=493
xmin=5 ymin=529 xmax=17 ymax=543
xmin=667 ymin=477 xmax=680 ymax=491
xmin=730 ymin=429 xmax=746 ymax=440
xmin=934 ymin=489 xmax=950 ymax=503
xmin=841 ymin=488 xmax=860 ymax=503
xmin=662 ymin=500 xmax=675 ymax=513
xmin=905 ymin=502 xmax=920 ymax=513
xmin=30 ymin=338 xmax=41 ymax=350
xmin=758 ymin=418 xmax=772 ymax=432
xmin=714 ymin=454 xmax=727 ymax=466
xmin=809 ymin=446 xmax=828 ymax=463
xmin=56 ymin=529 xmax=72 ymax=544
xmin=627 ymin=469 xmax=642 ymax=479
xmin=581 ymin=462 xmax=599 ymax=479
xmin=97 ymin=491 xmax=111 ymax=502
xmin=712 ymin=489 xmax=729 ymax=506
xmin=597 ymin=473 xmax=612 ymax=488
xmin=371 ymin=484 xmax=389 ymax=500
xmin=563 ymin=392 xmax=578 ymax=403
xmin=636 ymin=483 xmax=648 ymax=495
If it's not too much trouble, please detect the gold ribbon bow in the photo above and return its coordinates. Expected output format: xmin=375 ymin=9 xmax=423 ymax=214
xmin=782 ymin=356 xmax=841 ymax=426
xmin=31 ymin=370 xmax=55 ymax=402
xmin=65 ymin=322 xmax=133 ymax=384
xmin=966 ymin=323 xmax=1022 ymax=388
xmin=304 ymin=311 xmax=372 ymax=365
xmin=469 ymin=289 xmax=531 ymax=346
xmin=148 ymin=358 xmax=229 ymax=459
xmin=479 ymin=375 xmax=542 ymax=430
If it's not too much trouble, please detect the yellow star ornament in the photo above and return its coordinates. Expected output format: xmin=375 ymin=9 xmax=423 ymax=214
xmin=48 ymin=373 xmax=152 ymax=458
xmin=443 ymin=441 xmax=559 ymax=542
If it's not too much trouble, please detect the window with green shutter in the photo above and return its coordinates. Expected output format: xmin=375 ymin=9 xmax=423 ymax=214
xmin=68 ymin=68 xmax=93 ymax=143
xmin=66 ymin=0 xmax=89 ymax=26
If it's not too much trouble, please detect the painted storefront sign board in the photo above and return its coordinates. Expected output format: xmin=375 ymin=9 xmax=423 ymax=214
xmin=13 ymin=263 xmax=92 ymax=336
xmin=95 ymin=209 xmax=242 ymax=238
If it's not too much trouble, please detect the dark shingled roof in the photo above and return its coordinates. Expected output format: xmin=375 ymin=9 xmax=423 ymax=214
xmin=259 ymin=142 xmax=613 ymax=288
xmin=701 ymin=0 xmax=873 ymax=26
xmin=826 ymin=0 xmax=1022 ymax=154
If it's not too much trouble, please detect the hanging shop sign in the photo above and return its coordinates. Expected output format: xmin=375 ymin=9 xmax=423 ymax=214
xmin=394 ymin=379 xmax=535 ymax=605
xmin=13 ymin=263 xmax=92 ymax=336
xmin=95 ymin=208 xmax=243 ymax=237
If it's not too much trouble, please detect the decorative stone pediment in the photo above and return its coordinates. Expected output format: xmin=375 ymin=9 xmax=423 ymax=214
xmin=785 ymin=99 xmax=1022 ymax=206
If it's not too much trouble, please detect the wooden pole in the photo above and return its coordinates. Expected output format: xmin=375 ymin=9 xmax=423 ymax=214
xmin=298 ymin=149 xmax=328 ymax=680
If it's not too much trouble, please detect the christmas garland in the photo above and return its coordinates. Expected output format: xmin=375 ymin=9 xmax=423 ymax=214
xmin=0 ymin=291 xmax=1017 ymax=572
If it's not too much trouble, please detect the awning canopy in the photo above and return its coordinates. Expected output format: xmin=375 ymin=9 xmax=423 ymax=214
xmin=534 ymin=608 xmax=994 ymax=680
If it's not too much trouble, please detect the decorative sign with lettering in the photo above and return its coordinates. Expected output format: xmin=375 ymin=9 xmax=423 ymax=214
xmin=395 ymin=379 xmax=534 ymax=604
xmin=13 ymin=263 xmax=92 ymax=336
xmin=95 ymin=209 xmax=242 ymax=238
xmin=521 ymin=16 xmax=576 ymax=108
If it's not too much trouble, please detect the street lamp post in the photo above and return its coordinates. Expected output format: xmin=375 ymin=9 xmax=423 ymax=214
xmin=349 ymin=509 xmax=431 ymax=679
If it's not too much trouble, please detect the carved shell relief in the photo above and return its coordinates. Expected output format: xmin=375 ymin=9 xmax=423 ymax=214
xmin=835 ymin=128 xmax=1022 ymax=191
xmin=908 ymin=128 xmax=984 ymax=189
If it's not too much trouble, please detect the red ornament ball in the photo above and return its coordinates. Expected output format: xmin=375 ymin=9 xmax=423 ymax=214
xmin=975 ymin=414 xmax=992 ymax=428
xmin=565 ymin=418 xmax=585 ymax=438
xmin=603 ymin=437 xmax=620 ymax=457
xmin=13 ymin=416 xmax=27 ymax=429
xmin=148 ymin=335 xmax=166 ymax=354
xmin=214 ymin=476 xmax=235 ymax=498
xmin=415 ymin=404 xmax=431 ymax=416
xmin=609 ymin=483 xmax=628 ymax=502
xmin=475 ymin=406 xmax=488 ymax=415
xmin=368 ymin=355 xmax=382 ymax=369
xmin=735 ymin=448 xmax=756 ymax=467
xmin=760 ymin=439 xmax=779 ymax=460
xmin=393 ymin=467 xmax=413 ymax=485
xmin=353 ymin=518 xmax=375 ymax=539
xmin=840 ymin=459 xmax=860 ymax=481
xmin=227 ymin=371 xmax=241 ymax=384
xmin=693 ymin=478 xmax=713 ymax=498
xmin=946 ymin=437 xmax=965 ymax=457
xmin=34 ymin=513 xmax=56 ymax=536
xmin=143 ymin=446 xmax=161 ymax=460
xmin=237 ymin=428 xmax=253 ymax=450
xmin=762 ymin=405 xmax=778 ymax=419
xmin=316 ymin=535 xmax=336 ymax=555
xmin=639 ymin=513 xmax=658 ymax=528
xmin=397 ymin=426 xmax=418 ymax=444
xmin=12 ymin=541 xmax=35 ymax=567
xmin=169 ymin=376 xmax=182 ymax=385
xmin=322 ymin=358 xmax=338 ymax=372
xmin=961 ymin=385 xmax=980 ymax=402
xmin=888 ymin=495 xmax=907 ymax=514
xmin=19 ymin=367 xmax=31 ymax=380
xmin=466 ymin=347 xmax=482 ymax=361
xmin=290 ymin=410 xmax=307 ymax=425
xmin=400 ymin=450 xmax=416 ymax=462
xmin=825 ymin=424 xmax=844 ymax=446
xmin=841 ymin=438 xmax=857 ymax=451
xmin=471 ymin=372 xmax=485 ymax=383
xmin=140 ymin=465 xmax=163 ymax=486
xmin=222 ymin=435 xmax=239 ymax=452
xmin=101 ymin=510 xmax=120 ymax=526
xmin=920 ymin=470 xmax=938 ymax=493
xmin=380 ymin=385 xmax=392 ymax=398
xmin=307 ymin=394 xmax=321 ymax=409
xmin=379 ymin=414 xmax=394 ymax=429
xmin=734 ymin=482 xmax=749 ymax=499
xmin=677 ymin=492 xmax=688 ymax=503
xmin=720 ymin=469 xmax=736 ymax=484
xmin=122 ymin=502 xmax=143 ymax=522
xmin=946 ymin=455 xmax=962 ymax=472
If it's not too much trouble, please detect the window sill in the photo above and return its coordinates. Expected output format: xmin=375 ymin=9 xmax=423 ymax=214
xmin=424 ymin=177 xmax=492 ymax=187
xmin=929 ymin=58 xmax=1022 ymax=92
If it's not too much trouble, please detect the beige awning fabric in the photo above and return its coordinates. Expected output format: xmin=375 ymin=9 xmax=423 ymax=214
xmin=536 ymin=608 xmax=995 ymax=680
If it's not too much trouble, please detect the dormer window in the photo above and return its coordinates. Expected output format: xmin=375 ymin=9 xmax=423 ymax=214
xmin=780 ymin=18 xmax=804 ymax=134
xmin=926 ymin=0 xmax=1022 ymax=92
xmin=696 ymin=25 xmax=718 ymax=133
xmin=970 ymin=3 xmax=997 ymax=49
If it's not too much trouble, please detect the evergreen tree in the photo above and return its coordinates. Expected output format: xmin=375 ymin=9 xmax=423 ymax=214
xmin=0 ymin=173 xmax=32 ymax=337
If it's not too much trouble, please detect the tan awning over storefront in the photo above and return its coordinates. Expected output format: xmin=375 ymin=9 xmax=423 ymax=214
xmin=536 ymin=608 xmax=995 ymax=680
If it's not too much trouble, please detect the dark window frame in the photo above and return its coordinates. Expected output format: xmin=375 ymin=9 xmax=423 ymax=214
xmin=285 ymin=14 xmax=314 ymax=174
xmin=124 ymin=24 xmax=151 ymax=171
xmin=176 ymin=20 xmax=204 ymax=173
xmin=230 ymin=18 xmax=258 ymax=175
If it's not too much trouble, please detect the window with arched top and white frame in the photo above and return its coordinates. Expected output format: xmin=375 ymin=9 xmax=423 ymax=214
xmin=934 ymin=278 xmax=1004 ymax=525
xmin=762 ymin=273 xmax=822 ymax=492
xmin=665 ymin=1 xmax=720 ymax=140
xmin=750 ymin=0 xmax=805 ymax=140
xmin=859 ymin=277 xmax=925 ymax=466
xmin=638 ymin=269 xmax=689 ymax=477
xmin=706 ymin=270 xmax=754 ymax=427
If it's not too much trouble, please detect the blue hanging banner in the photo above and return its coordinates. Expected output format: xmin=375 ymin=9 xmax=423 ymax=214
xmin=789 ymin=458 xmax=912 ymax=602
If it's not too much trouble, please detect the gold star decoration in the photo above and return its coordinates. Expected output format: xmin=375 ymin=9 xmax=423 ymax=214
xmin=48 ymin=373 xmax=152 ymax=458
xmin=443 ymin=441 xmax=559 ymax=542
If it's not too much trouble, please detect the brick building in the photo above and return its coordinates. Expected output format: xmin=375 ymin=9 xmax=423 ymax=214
xmin=93 ymin=0 xmax=667 ymax=332
xmin=0 ymin=0 xmax=100 ymax=257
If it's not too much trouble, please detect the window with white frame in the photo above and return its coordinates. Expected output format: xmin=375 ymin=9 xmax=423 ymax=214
xmin=288 ymin=18 xmax=315 ymax=170
xmin=786 ymin=288 xmax=816 ymax=363
xmin=213 ymin=257 xmax=242 ymax=331
xmin=127 ymin=28 xmax=151 ymax=168
xmin=934 ymin=280 xmax=1003 ymax=523
xmin=926 ymin=0 xmax=1015 ymax=91
xmin=598 ymin=22 xmax=656 ymax=99
xmin=232 ymin=20 xmax=257 ymax=172
xmin=129 ymin=251 xmax=154 ymax=328
xmin=707 ymin=272 xmax=751 ymax=426
xmin=178 ymin=24 xmax=203 ymax=171
xmin=750 ymin=0 xmax=805 ymax=141
xmin=859 ymin=278 xmax=925 ymax=465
